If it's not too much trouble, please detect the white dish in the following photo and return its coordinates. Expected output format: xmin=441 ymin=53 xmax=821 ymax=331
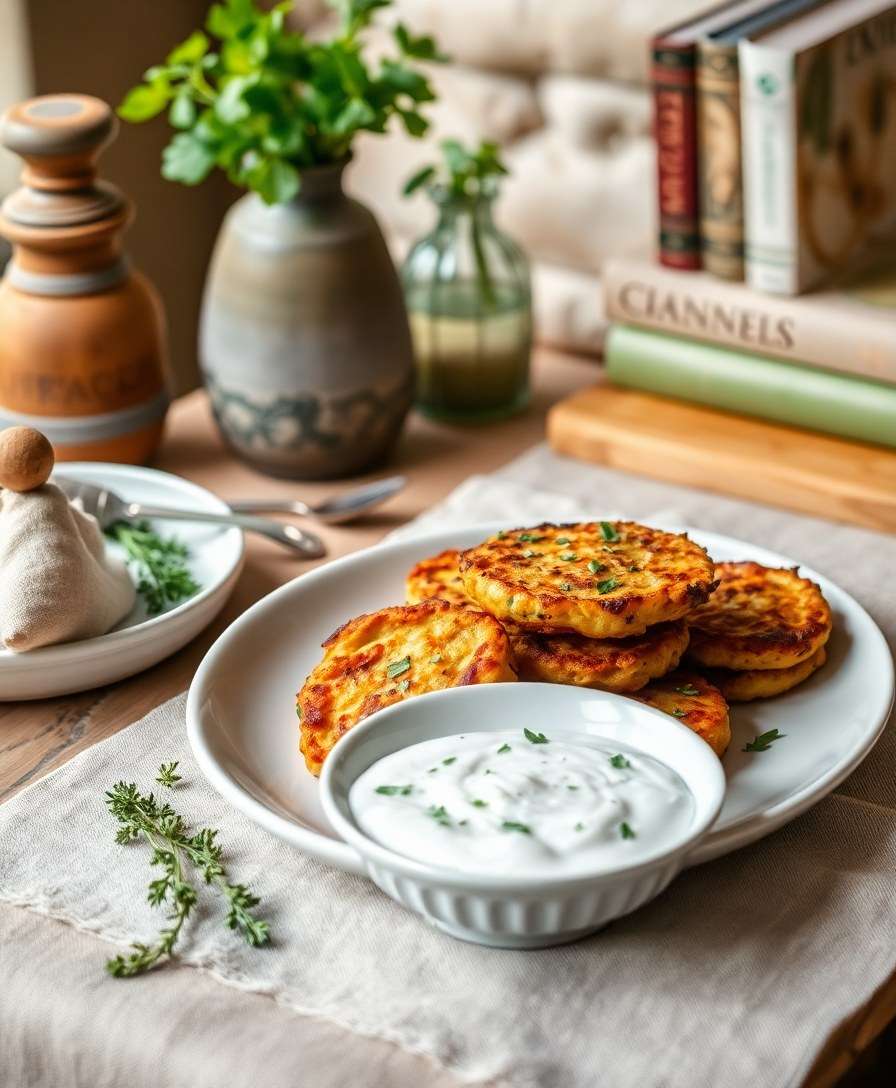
xmin=186 ymin=522 xmax=894 ymax=875
xmin=319 ymin=684 xmax=726 ymax=948
xmin=1 ymin=463 xmax=243 ymax=700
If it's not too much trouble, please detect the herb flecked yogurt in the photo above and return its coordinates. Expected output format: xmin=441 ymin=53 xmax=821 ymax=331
xmin=348 ymin=729 xmax=695 ymax=876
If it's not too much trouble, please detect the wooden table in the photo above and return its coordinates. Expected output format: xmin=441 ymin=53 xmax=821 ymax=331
xmin=1 ymin=345 xmax=893 ymax=1088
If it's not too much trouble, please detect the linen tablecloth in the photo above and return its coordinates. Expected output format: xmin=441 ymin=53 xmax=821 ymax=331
xmin=2 ymin=445 xmax=895 ymax=1088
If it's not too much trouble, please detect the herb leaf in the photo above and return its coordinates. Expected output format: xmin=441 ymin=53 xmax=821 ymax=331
xmin=560 ymin=552 xmax=578 ymax=562
xmin=523 ymin=729 xmax=549 ymax=744
xmin=743 ymin=728 xmax=786 ymax=752
xmin=596 ymin=577 xmax=621 ymax=594
xmin=497 ymin=743 xmax=511 ymax=754
xmin=587 ymin=559 xmax=605 ymax=574
xmin=106 ymin=521 xmax=199 ymax=616
xmin=609 ymin=754 xmax=631 ymax=770
xmin=674 ymin=684 xmax=700 ymax=696
xmin=620 ymin=822 xmax=636 ymax=840
xmin=104 ymin=766 xmax=269 ymax=977
xmin=600 ymin=521 xmax=619 ymax=542
xmin=672 ymin=708 xmax=687 ymax=718
xmin=442 ymin=756 xmax=457 ymax=766
xmin=156 ymin=762 xmax=182 ymax=788
xmin=501 ymin=821 xmax=532 ymax=834
xmin=386 ymin=656 xmax=411 ymax=679
xmin=375 ymin=784 xmax=412 ymax=796
xmin=427 ymin=805 xmax=452 ymax=826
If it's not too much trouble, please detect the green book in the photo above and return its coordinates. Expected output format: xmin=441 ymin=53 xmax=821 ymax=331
xmin=605 ymin=324 xmax=896 ymax=449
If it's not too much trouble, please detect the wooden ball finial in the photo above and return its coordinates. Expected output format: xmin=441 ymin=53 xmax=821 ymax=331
xmin=0 ymin=426 xmax=55 ymax=491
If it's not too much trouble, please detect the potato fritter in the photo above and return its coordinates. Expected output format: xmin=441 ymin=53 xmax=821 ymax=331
xmin=707 ymin=647 xmax=827 ymax=703
xmin=632 ymin=670 xmax=731 ymax=758
xmin=459 ymin=521 xmax=716 ymax=638
xmin=511 ymin=620 xmax=689 ymax=693
xmin=297 ymin=600 xmax=516 ymax=775
xmin=686 ymin=561 xmax=832 ymax=671
xmin=406 ymin=548 xmax=470 ymax=607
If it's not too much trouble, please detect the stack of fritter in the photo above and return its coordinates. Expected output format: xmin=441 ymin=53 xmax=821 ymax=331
xmin=297 ymin=521 xmax=833 ymax=774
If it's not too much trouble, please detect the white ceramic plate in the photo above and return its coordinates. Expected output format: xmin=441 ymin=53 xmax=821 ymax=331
xmin=187 ymin=522 xmax=894 ymax=872
xmin=1 ymin=463 xmax=243 ymax=700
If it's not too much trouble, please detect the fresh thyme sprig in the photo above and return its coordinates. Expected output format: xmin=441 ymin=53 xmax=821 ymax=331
xmin=104 ymin=762 xmax=270 ymax=978
xmin=106 ymin=520 xmax=200 ymax=615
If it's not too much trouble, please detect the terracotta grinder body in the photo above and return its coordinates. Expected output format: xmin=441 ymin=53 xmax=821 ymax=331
xmin=200 ymin=162 xmax=414 ymax=480
xmin=0 ymin=95 xmax=169 ymax=464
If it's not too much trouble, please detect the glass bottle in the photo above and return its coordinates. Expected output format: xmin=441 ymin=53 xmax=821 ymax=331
xmin=401 ymin=183 xmax=531 ymax=421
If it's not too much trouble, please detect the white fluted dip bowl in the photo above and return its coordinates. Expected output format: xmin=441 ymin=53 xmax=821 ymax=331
xmin=320 ymin=684 xmax=725 ymax=949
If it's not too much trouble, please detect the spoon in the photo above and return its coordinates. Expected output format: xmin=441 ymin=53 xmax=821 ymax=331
xmin=53 ymin=476 xmax=325 ymax=558
xmin=227 ymin=474 xmax=406 ymax=524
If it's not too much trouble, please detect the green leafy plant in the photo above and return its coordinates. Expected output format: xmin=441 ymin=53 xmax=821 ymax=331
xmin=403 ymin=139 xmax=510 ymax=306
xmin=105 ymin=761 xmax=270 ymax=977
xmin=118 ymin=0 xmax=445 ymax=204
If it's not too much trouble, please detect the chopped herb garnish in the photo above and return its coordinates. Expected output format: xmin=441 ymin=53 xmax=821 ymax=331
xmin=518 ymin=532 xmax=543 ymax=543
xmin=600 ymin=521 xmax=619 ymax=542
xmin=674 ymin=684 xmax=700 ymax=696
xmin=560 ymin=581 xmax=572 ymax=592
xmin=430 ymin=653 xmax=442 ymax=664
xmin=628 ymin=565 xmax=640 ymax=573
xmin=567 ymin=784 xmax=579 ymax=791
xmin=386 ymin=656 xmax=411 ymax=679
xmin=501 ymin=821 xmax=531 ymax=834
xmin=597 ymin=577 xmax=620 ymax=594
xmin=560 ymin=552 xmax=578 ymax=562
xmin=442 ymin=756 xmax=457 ymax=766
xmin=555 ymin=536 xmax=570 ymax=545
xmin=575 ymin=822 xmax=585 ymax=832
xmin=524 ymin=728 xmax=549 ymax=744
xmin=471 ymin=799 xmax=488 ymax=808
xmin=458 ymin=819 xmax=468 ymax=826
xmin=743 ymin=728 xmax=786 ymax=752
xmin=672 ymin=708 xmax=686 ymax=718
xmin=496 ymin=530 xmax=507 ymax=539
xmin=587 ymin=559 xmax=605 ymax=574
xmin=523 ymin=549 xmax=538 ymax=558
xmin=620 ymin=822 xmax=636 ymax=839
xmin=427 ymin=805 xmax=451 ymax=826
xmin=428 ymin=767 xmax=438 ymax=773
xmin=507 ymin=595 xmax=516 ymax=607
xmin=485 ymin=769 xmax=494 ymax=775
xmin=497 ymin=743 xmax=511 ymax=754
xmin=397 ymin=679 xmax=410 ymax=693
xmin=609 ymin=754 xmax=631 ymax=769
xmin=375 ymin=784 xmax=412 ymax=796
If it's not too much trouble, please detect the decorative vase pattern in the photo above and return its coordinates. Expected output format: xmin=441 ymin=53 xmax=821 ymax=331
xmin=200 ymin=161 xmax=414 ymax=480
xmin=0 ymin=95 xmax=169 ymax=464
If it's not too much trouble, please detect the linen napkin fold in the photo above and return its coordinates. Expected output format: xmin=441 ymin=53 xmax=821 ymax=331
xmin=2 ymin=464 xmax=896 ymax=1088
xmin=0 ymin=484 xmax=135 ymax=652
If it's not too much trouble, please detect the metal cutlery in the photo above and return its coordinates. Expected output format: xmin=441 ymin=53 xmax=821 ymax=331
xmin=227 ymin=474 xmax=406 ymax=524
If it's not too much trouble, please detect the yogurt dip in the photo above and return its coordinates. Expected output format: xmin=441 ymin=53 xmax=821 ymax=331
xmin=348 ymin=729 xmax=695 ymax=877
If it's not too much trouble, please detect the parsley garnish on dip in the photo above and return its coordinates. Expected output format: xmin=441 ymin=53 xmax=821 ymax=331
xmin=348 ymin=730 xmax=694 ymax=877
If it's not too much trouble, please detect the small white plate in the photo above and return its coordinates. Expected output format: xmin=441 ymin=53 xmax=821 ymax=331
xmin=187 ymin=522 xmax=894 ymax=872
xmin=1 ymin=463 xmax=243 ymax=701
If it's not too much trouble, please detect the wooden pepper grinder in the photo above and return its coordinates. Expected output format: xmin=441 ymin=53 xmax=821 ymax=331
xmin=0 ymin=95 xmax=169 ymax=463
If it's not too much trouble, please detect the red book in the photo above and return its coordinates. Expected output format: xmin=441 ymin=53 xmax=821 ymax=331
xmin=651 ymin=1 xmax=778 ymax=270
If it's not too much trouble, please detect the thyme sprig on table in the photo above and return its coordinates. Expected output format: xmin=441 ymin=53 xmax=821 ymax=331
xmin=106 ymin=520 xmax=200 ymax=615
xmin=104 ymin=762 xmax=270 ymax=978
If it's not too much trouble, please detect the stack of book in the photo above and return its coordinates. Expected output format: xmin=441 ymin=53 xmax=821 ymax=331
xmin=651 ymin=0 xmax=896 ymax=292
xmin=602 ymin=0 xmax=896 ymax=450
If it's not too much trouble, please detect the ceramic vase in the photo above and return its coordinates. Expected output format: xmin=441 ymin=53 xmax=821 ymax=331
xmin=200 ymin=161 xmax=414 ymax=480
xmin=0 ymin=95 xmax=169 ymax=464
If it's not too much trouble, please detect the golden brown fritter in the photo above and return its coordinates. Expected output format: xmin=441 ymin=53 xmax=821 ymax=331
xmin=633 ymin=670 xmax=731 ymax=758
xmin=405 ymin=548 xmax=471 ymax=607
xmin=511 ymin=620 xmax=689 ymax=693
xmin=687 ymin=561 xmax=832 ymax=670
xmin=707 ymin=647 xmax=827 ymax=703
xmin=459 ymin=521 xmax=716 ymax=638
xmin=297 ymin=600 xmax=516 ymax=775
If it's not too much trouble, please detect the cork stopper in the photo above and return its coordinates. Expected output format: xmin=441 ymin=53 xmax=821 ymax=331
xmin=0 ymin=95 xmax=124 ymax=228
xmin=0 ymin=426 xmax=56 ymax=492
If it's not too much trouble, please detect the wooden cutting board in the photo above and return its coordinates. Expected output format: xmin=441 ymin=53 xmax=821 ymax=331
xmin=547 ymin=385 xmax=896 ymax=534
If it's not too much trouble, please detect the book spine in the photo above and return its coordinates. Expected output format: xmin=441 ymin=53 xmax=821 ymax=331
xmin=604 ymin=324 xmax=896 ymax=449
xmin=651 ymin=38 xmax=701 ymax=271
xmin=740 ymin=40 xmax=799 ymax=294
xmin=602 ymin=260 xmax=896 ymax=384
xmin=697 ymin=40 xmax=745 ymax=281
